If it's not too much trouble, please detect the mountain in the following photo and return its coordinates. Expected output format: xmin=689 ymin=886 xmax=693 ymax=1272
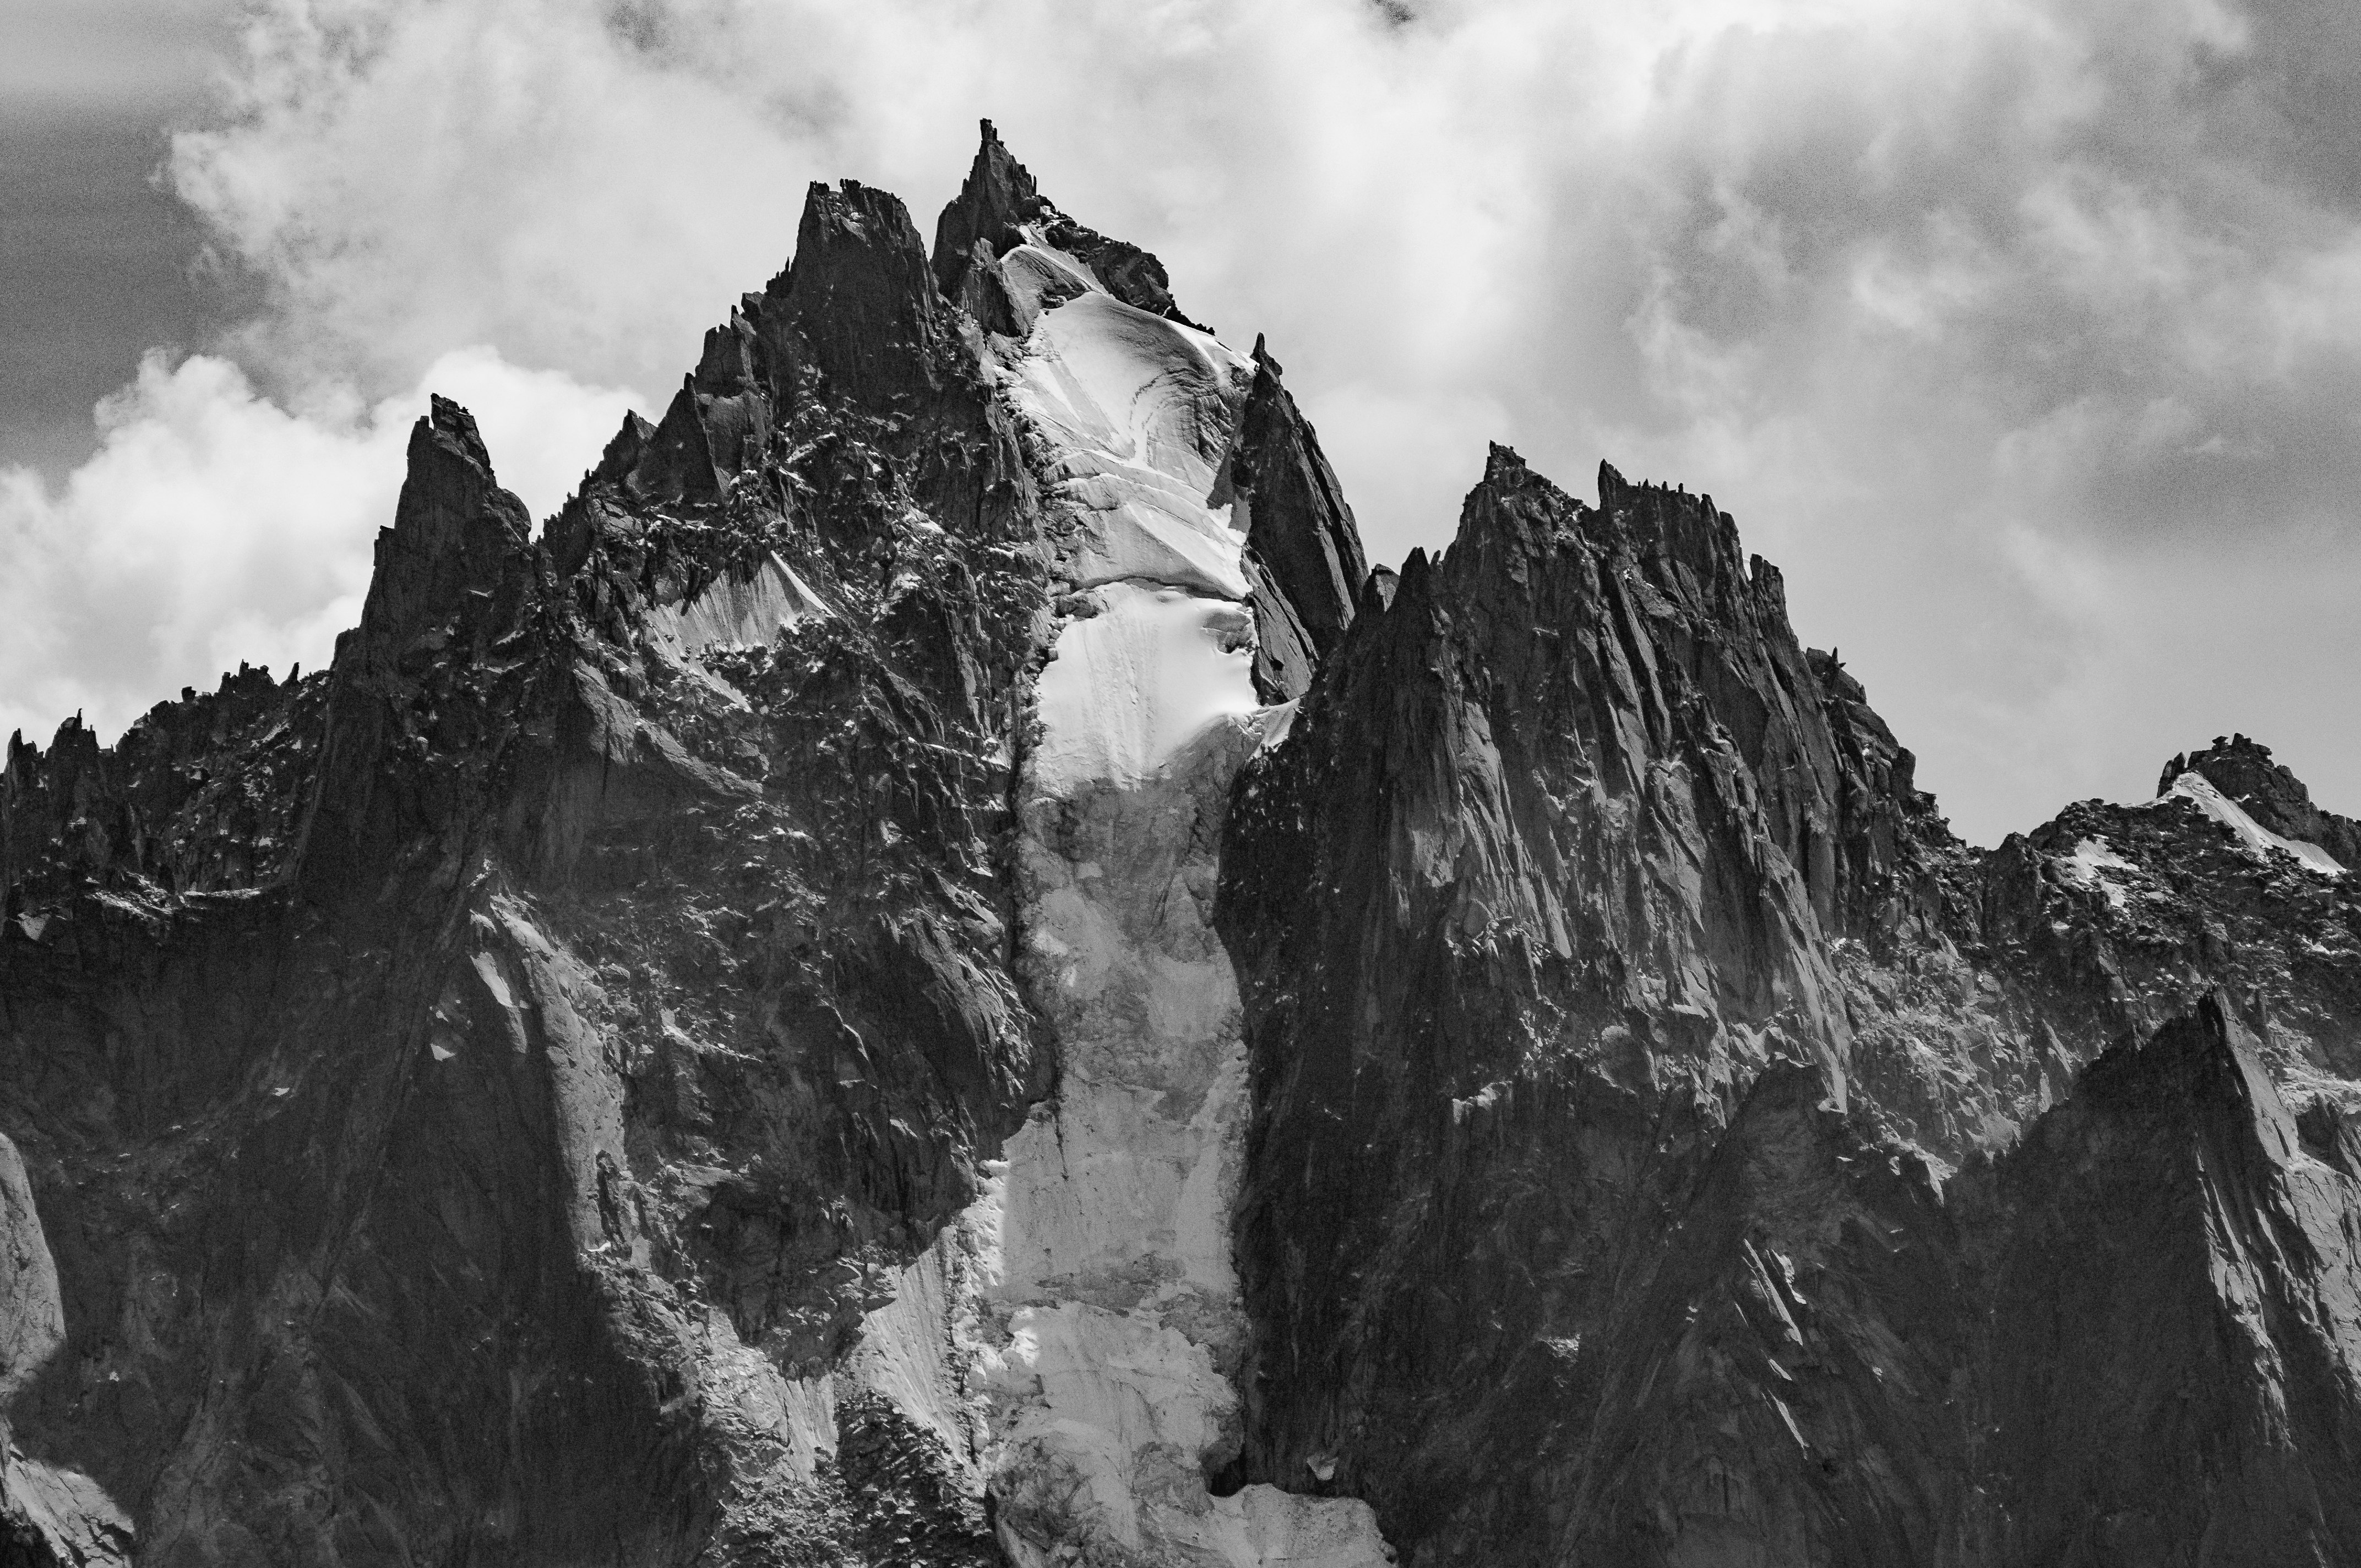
xmin=3 ymin=123 xmax=2358 ymax=1568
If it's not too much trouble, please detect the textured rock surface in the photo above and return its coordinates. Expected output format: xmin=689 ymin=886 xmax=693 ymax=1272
xmin=5 ymin=123 xmax=2360 ymax=1567
xmin=0 ymin=126 xmax=1372 ymax=1566
xmin=1217 ymin=445 xmax=2361 ymax=1565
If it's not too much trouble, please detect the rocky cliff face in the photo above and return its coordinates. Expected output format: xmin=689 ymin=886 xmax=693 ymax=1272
xmin=4 ymin=123 xmax=2359 ymax=1568
xmin=1216 ymin=445 xmax=2361 ymax=1566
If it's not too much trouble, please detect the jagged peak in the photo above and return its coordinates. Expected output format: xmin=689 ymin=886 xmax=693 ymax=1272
xmin=378 ymin=394 xmax=530 ymax=570
xmin=2156 ymin=732 xmax=2361 ymax=867
xmin=1582 ymin=456 xmax=1745 ymax=586
xmin=1468 ymin=441 xmax=1565 ymax=508
xmin=796 ymin=178 xmax=929 ymax=260
xmin=398 ymin=395 xmax=514 ymax=524
xmin=763 ymin=176 xmax=944 ymax=405
xmin=2161 ymin=732 xmax=2288 ymax=799
xmin=927 ymin=121 xmax=1199 ymax=328
xmin=1413 ymin=448 xmax=1598 ymax=618
xmin=1230 ymin=328 xmax=1370 ymax=696
xmin=2068 ymin=990 xmax=2297 ymax=1167
xmin=1439 ymin=442 xmax=1577 ymax=568
xmin=347 ymin=391 xmax=535 ymax=667
xmin=932 ymin=118 xmax=1047 ymax=300
xmin=31 ymin=711 xmax=95 ymax=765
xmin=591 ymin=410 xmax=658 ymax=487
xmin=693 ymin=308 xmax=760 ymax=394
xmin=1596 ymin=458 xmax=1713 ymax=513
xmin=422 ymin=393 xmax=494 ymax=482
xmin=1397 ymin=545 xmax=1434 ymax=598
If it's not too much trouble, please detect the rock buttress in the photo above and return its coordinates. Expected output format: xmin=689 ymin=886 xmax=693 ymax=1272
xmin=1965 ymin=994 xmax=2361 ymax=1566
xmin=1222 ymin=337 xmax=1369 ymax=703
xmin=0 ymin=160 xmax=1052 ymax=1560
xmin=1217 ymin=440 xmax=2361 ymax=1565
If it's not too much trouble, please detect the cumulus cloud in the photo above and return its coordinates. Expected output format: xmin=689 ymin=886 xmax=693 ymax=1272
xmin=10 ymin=0 xmax=2359 ymax=842
xmin=0 ymin=346 xmax=634 ymax=749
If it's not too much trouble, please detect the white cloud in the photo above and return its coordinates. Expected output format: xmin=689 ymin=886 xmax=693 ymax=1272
xmin=0 ymin=346 xmax=635 ymax=752
xmin=9 ymin=0 xmax=2361 ymax=843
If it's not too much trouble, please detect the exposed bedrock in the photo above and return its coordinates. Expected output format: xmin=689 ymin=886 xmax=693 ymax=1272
xmin=1217 ymin=440 xmax=2361 ymax=1565
xmin=2160 ymin=732 xmax=2361 ymax=872
xmin=6 ymin=118 xmax=2361 ymax=1567
xmin=938 ymin=119 xmax=1387 ymax=1565
xmin=0 ymin=122 xmax=1379 ymax=1565
xmin=1964 ymin=995 xmax=2361 ymax=1566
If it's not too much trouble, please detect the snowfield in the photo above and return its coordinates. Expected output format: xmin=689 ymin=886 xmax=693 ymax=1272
xmin=959 ymin=238 xmax=1391 ymax=1567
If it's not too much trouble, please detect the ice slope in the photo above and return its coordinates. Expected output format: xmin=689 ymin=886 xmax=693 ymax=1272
xmin=1009 ymin=284 xmax=1256 ymax=602
xmin=645 ymin=551 xmax=828 ymax=657
xmin=966 ymin=251 xmax=1390 ymax=1565
xmin=2151 ymin=771 xmax=2346 ymax=876
xmin=2057 ymin=836 xmax=2140 ymax=909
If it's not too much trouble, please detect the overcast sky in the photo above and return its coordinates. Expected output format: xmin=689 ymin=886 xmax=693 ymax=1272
xmin=4 ymin=0 xmax=2358 ymax=846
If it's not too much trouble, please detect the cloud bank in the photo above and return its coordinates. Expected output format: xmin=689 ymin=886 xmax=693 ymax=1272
xmin=7 ymin=0 xmax=2358 ymax=844
xmin=0 ymin=348 xmax=632 ymax=746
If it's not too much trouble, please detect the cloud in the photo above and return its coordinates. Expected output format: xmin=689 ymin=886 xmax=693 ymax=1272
xmin=4 ymin=0 xmax=230 ymax=108
xmin=0 ymin=346 xmax=634 ymax=752
xmin=10 ymin=0 xmax=2360 ymax=843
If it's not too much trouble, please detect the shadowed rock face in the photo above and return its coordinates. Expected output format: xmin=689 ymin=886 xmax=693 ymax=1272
xmin=1216 ymin=442 xmax=2361 ymax=1565
xmin=4 ymin=124 xmax=2361 ymax=1568
xmin=0 ymin=126 xmax=1373 ymax=1568
xmin=1967 ymin=996 xmax=2361 ymax=1567
xmin=1225 ymin=339 xmax=1368 ymax=704
xmin=2162 ymin=732 xmax=2361 ymax=871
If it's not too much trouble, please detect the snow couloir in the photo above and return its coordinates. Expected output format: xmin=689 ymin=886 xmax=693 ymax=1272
xmin=965 ymin=231 xmax=1391 ymax=1562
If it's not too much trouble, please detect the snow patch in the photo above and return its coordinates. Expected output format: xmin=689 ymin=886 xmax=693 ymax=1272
xmin=955 ymin=277 xmax=1390 ymax=1564
xmin=983 ymin=1305 xmax=1389 ymax=1568
xmin=646 ymin=551 xmax=826 ymax=658
xmin=2150 ymin=771 xmax=2345 ymax=876
xmin=999 ymin=241 xmax=1102 ymax=333
xmin=1004 ymin=290 xmax=1256 ymax=600
xmin=1031 ymin=583 xmax=1260 ymax=796
xmin=2056 ymin=836 xmax=2139 ymax=908
xmin=1258 ymin=697 xmax=1302 ymax=752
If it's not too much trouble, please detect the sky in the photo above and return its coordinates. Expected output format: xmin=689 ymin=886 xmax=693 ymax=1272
xmin=4 ymin=0 xmax=2358 ymax=847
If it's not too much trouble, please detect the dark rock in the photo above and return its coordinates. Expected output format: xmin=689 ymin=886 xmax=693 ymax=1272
xmin=930 ymin=118 xmax=1206 ymax=331
xmin=9 ymin=129 xmax=2361 ymax=1568
xmin=2 ymin=662 xmax=324 ymax=906
xmin=1218 ymin=440 xmax=2361 ymax=1564
xmin=931 ymin=119 xmax=1050 ymax=304
xmin=2163 ymin=732 xmax=2361 ymax=868
xmin=761 ymin=179 xmax=949 ymax=410
xmin=0 ymin=146 xmax=1054 ymax=1559
xmin=1970 ymin=994 xmax=2361 ymax=1565
xmin=1226 ymin=336 xmax=1369 ymax=701
xmin=298 ymin=394 xmax=543 ymax=901
xmin=589 ymin=410 xmax=656 ymax=488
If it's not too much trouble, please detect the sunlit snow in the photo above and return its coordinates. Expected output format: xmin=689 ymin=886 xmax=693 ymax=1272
xmin=2147 ymin=771 xmax=2345 ymax=876
xmin=2056 ymin=836 xmax=2138 ymax=908
xmin=1005 ymin=289 xmax=1256 ymax=601
xmin=643 ymin=550 xmax=827 ymax=657
xmin=954 ymin=251 xmax=1388 ymax=1564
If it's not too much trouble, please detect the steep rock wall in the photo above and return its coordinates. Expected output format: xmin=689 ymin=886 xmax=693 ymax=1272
xmin=1216 ymin=443 xmax=2361 ymax=1566
xmin=0 ymin=123 xmax=1377 ymax=1566
xmin=6 ymin=119 xmax=2361 ymax=1568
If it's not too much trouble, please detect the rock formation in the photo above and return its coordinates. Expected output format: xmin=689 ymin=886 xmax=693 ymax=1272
xmin=3 ymin=122 xmax=2359 ymax=1567
xmin=1216 ymin=442 xmax=2361 ymax=1567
